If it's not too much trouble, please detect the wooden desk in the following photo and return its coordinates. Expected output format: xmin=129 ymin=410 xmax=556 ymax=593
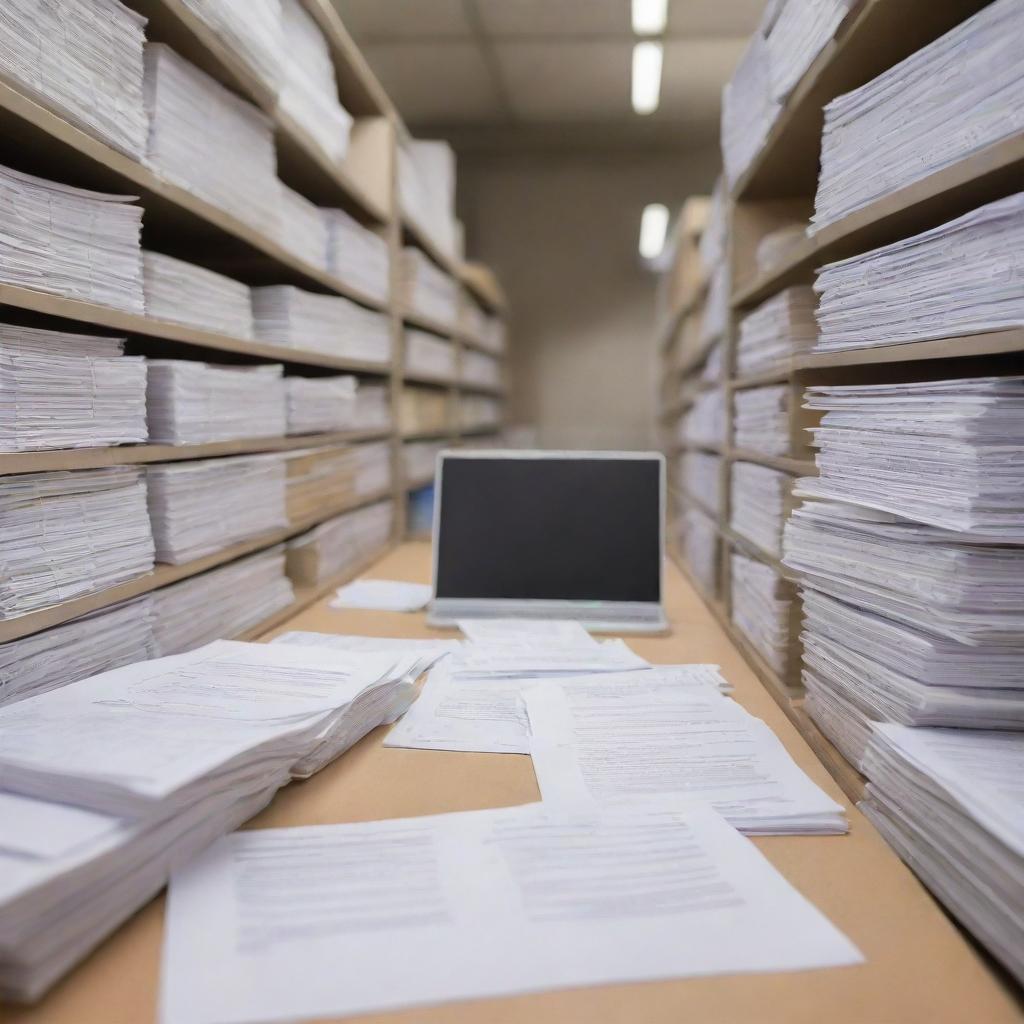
xmin=7 ymin=543 xmax=1021 ymax=1024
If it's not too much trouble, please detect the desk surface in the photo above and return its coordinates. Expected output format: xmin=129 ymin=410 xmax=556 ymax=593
xmin=7 ymin=543 xmax=1021 ymax=1024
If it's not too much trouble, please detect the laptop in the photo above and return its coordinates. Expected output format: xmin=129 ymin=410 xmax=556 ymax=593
xmin=428 ymin=449 xmax=668 ymax=634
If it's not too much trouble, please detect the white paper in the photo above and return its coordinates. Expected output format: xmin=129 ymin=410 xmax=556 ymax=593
xmin=457 ymin=618 xmax=597 ymax=645
xmin=330 ymin=579 xmax=433 ymax=612
xmin=160 ymin=800 xmax=862 ymax=1024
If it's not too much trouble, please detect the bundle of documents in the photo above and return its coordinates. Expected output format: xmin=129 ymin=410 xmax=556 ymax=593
xmin=286 ymin=498 xmax=393 ymax=585
xmin=461 ymin=349 xmax=502 ymax=390
xmin=151 ymin=547 xmax=294 ymax=655
xmin=680 ymin=450 xmax=721 ymax=512
xmin=0 ymin=325 xmax=147 ymax=452
xmin=814 ymin=193 xmax=1024 ymax=350
xmin=812 ymin=0 xmax=1024 ymax=231
xmin=860 ymin=724 xmax=1024 ymax=985
xmin=405 ymin=329 xmax=456 ymax=380
xmin=402 ymin=439 xmax=444 ymax=484
xmin=797 ymin=376 xmax=1024 ymax=538
xmin=352 ymin=439 xmax=393 ymax=495
xmin=721 ymin=35 xmax=782 ymax=186
xmin=681 ymin=506 xmax=719 ymax=596
xmin=460 ymin=394 xmax=502 ymax=431
xmin=0 ymin=164 xmax=143 ymax=312
xmin=142 ymin=251 xmax=254 ymax=338
xmin=782 ymin=499 xmax=1024 ymax=644
xmin=284 ymin=441 xmax=389 ymax=522
xmin=324 ymin=208 xmax=391 ymax=305
xmin=730 ymin=461 xmax=788 ymax=556
xmin=285 ymin=374 xmax=357 ymax=435
xmin=701 ymin=340 xmax=724 ymax=384
xmin=0 ymin=467 xmax=154 ymax=619
xmin=331 ymin=578 xmax=431 ymax=612
xmin=755 ymin=222 xmax=807 ymax=275
xmin=736 ymin=286 xmax=817 ymax=376
xmin=0 ymin=639 xmax=419 ymax=1000
xmin=730 ymin=550 xmax=793 ymax=677
xmin=699 ymin=261 xmax=729 ymax=345
xmin=251 ymin=285 xmax=392 ymax=364
xmin=399 ymin=385 xmax=451 ymax=436
xmin=0 ymin=0 xmax=148 ymax=159
xmin=680 ymin=387 xmax=725 ymax=446
xmin=143 ymin=44 xmax=280 ymax=237
xmin=734 ymin=385 xmax=790 ymax=456
xmin=276 ymin=182 xmax=329 ymax=272
xmin=0 ymin=598 xmax=155 ymax=708
xmin=398 ymin=137 xmax=459 ymax=262
xmin=479 ymin=312 xmax=507 ymax=355
xmin=354 ymin=381 xmax=392 ymax=432
xmin=160 ymin=799 xmax=860 ymax=1024
xmin=147 ymin=454 xmax=288 ymax=563
xmin=765 ymin=0 xmax=854 ymax=103
xmin=277 ymin=0 xmax=352 ymax=165
xmin=399 ymin=247 xmax=459 ymax=329
xmin=146 ymin=361 xmax=286 ymax=445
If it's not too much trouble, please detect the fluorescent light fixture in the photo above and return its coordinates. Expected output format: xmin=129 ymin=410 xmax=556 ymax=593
xmin=632 ymin=41 xmax=663 ymax=115
xmin=639 ymin=203 xmax=669 ymax=260
xmin=632 ymin=0 xmax=668 ymax=35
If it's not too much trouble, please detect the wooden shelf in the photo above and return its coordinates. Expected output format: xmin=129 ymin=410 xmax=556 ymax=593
xmin=730 ymin=367 xmax=795 ymax=389
xmin=459 ymin=334 xmax=505 ymax=356
xmin=459 ymin=425 xmax=502 ymax=438
xmin=402 ymin=310 xmax=457 ymax=339
xmin=458 ymin=261 xmax=507 ymax=315
xmin=721 ymin=523 xmax=785 ymax=575
xmin=402 ymin=370 xmax=459 ymax=389
xmin=404 ymin=472 xmax=436 ymax=492
xmin=401 ymin=212 xmax=460 ymax=278
xmin=727 ymin=449 xmax=816 ymax=477
xmin=401 ymin=428 xmax=454 ymax=442
xmin=458 ymin=381 xmax=505 ymax=398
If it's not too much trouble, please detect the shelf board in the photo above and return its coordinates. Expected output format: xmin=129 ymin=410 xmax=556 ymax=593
xmin=401 ymin=428 xmax=455 ymax=442
xmin=458 ymin=381 xmax=505 ymax=398
xmin=401 ymin=212 xmax=460 ymax=278
xmin=460 ymin=334 xmax=505 ymax=356
xmin=0 ymin=486 xmax=394 ymax=644
xmin=721 ymin=523 xmax=785 ymax=575
xmin=729 ymin=367 xmax=795 ymax=389
xmin=458 ymin=425 xmax=502 ymax=438
xmin=402 ymin=370 xmax=459 ymax=389
xmin=458 ymin=262 xmax=507 ymax=315
xmin=402 ymin=310 xmax=457 ymax=339
xmin=728 ymin=448 xmax=816 ymax=477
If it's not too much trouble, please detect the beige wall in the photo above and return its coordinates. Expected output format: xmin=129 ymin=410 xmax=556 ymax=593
xmin=457 ymin=147 xmax=721 ymax=450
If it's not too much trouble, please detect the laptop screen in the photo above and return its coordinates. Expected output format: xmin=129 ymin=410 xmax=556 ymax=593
xmin=434 ymin=453 xmax=663 ymax=603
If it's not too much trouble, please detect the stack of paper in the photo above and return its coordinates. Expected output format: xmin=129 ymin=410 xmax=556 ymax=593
xmin=680 ymin=388 xmax=725 ymax=446
xmin=275 ymin=182 xmax=329 ymax=272
xmin=273 ymin=629 xmax=460 ymax=674
xmin=324 ymin=208 xmax=390 ymax=305
xmin=398 ymin=138 xmax=459 ymax=262
xmin=352 ymin=440 xmax=392 ymax=495
xmin=151 ymin=547 xmax=294 ymax=655
xmin=277 ymin=0 xmax=352 ymax=165
xmin=461 ymin=349 xmax=501 ymax=390
xmin=479 ymin=312 xmax=507 ymax=355
xmin=680 ymin=450 xmax=721 ymax=512
xmin=399 ymin=247 xmax=459 ymax=329
xmin=0 ymin=467 xmax=154 ymax=619
xmin=699 ymin=262 xmax=729 ymax=346
xmin=142 ymin=251 xmax=253 ymax=338
xmin=146 ymin=454 xmax=288 ymax=563
xmin=460 ymin=299 xmax=487 ymax=346
xmin=399 ymin=385 xmax=450 ymax=436
xmin=405 ymin=329 xmax=456 ymax=380
xmin=797 ymin=377 xmax=1024 ymax=538
xmin=701 ymin=341 xmax=724 ymax=384
xmin=730 ymin=551 xmax=793 ymax=676
xmin=0 ymin=0 xmax=148 ymax=158
xmin=0 ymin=598 xmax=155 ymax=708
xmin=812 ymin=0 xmax=1024 ymax=231
xmin=698 ymin=177 xmax=727 ymax=273
xmin=730 ymin=461 xmax=788 ymax=556
xmin=146 ymin=361 xmax=286 ymax=445
xmin=286 ymin=498 xmax=393 ymax=585
xmin=331 ymin=579 xmax=431 ymax=612
xmin=0 ymin=639 xmax=418 ymax=1000
xmin=755 ymin=222 xmax=807 ymax=275
xmin=814 ymin=193 xmax=1024 ymax=350
xmin=284 ymin=441 xmax=389 ymax=522
xmin=0 ymin=164 xmax=143 ymax=312
xmin=860 ymin=724 xmax=1024 ymax=985
xmin=734 ymin=385 xmax=790 ymax=456
xmin=680 ymin=506 xmax=719 ymax=596
xmin=765 ymin=0 xmax=855 ymax=103
xmin=143 ymin=44 xmax=280 ymax=237
xmin=737 ymin=286 xmax=817 ymax=376
xmin=721 ymin=34 xmax=782 ymax=187
xmin=285 ymin=374 xmax=358 ymax=435
xmin=459 ymin=395 xmax=502 ymax=432
xmin=402 ymin=439 xmax=444 ymax=484
xmin=251 ymin=285 xmax=392 ymax=364
xmin=0 ymin=325 xmax=147 ymax=452
xmin=354 ymin=382 xmax=392 ymax=431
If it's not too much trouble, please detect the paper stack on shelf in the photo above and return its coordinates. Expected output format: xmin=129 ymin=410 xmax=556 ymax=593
xmin=142 ymin=251 xmax=254 ymax=338
xmin=731 ymin=550 xmax=793 ymax=678
xmin=146 ymin=454 xmax=288 ymax=563
xmin=143 ymin=44 xmax=280 ymax=237
xmin=797 ymin=377 xmax=1024 ymax=538
xmin=252 ymin=286 xmax=392 ymax=364
xmin=0 ymin=164 xmax=143 ymax=312
xmin=460 ymin=395 xmax=501 ymax=432
xmin=403 ymin=439 xmax=444 ymax=485
xmin=460 ymin=299 xmax=487 ymax=345
xmin=277 ymin=0 xmax=353 ymax=164
xmin=680 ymin=506 xmax=720 ymax=597
xmin=737 ymin=287 xmax=817 ymax=376
xmin=354 ymin=382 xmax=392 ymax=432
xmin=0 ymin=467 xmax=154 ymax=620
xmin=765 ymin=0 xmax=855 ymax=103
xmin=0 ymin=598 xmax=156 ymax=709
xmin=399 ymin=248 xmax=459 ymax=330
xmin=479 ymin=312 xmax=507 ymax=355
xmin=698 ymin=177 xmax=727 ymax=273
xmin=398 ymin=138 xmax=458 ymax=261
xmin=755 ymin=222 xmax=807 ymax=275
xmin=324 ymin=209 xmax=390 ymax=305
xmin=285 ymin=446 xmax=359 ymax=523
xmin=680 ymin=450 xmax=721 ymax=512
xmin=0 ymin=0 xmax=148 ymax=159
xmin=286 ymin=499 xmax=393 ymax=586
xmin=399 ymin=386 xmax=450 ymax=436
xmin=680 ymin=388 xmax=725 ymax=447
xmin=812 ymin=0 xmax=1024 ymax=232
xmin=285 ymin=375 xmax=357 ymax=435
xmin=146 ymin=361 xmax=286 ymax=445
xmin=721 ymin=34 xmax=782 ymax=187
xmin=699 ymin=262 xmax=729 ymax=346
xmin=461 ymin=350 xmax=501 ymax=390
xmin=860 ymin=724 xmax=1024 ymax=986
xmin=730 ymin=462 xmax=788 ymax=557
xmin=734 ymin=385 xmax=790 ymax=456
xmin=405 ymin=329 xmax=456 ymax=381
xmin=814 ymin=194 xmax=1024 ymax=350
xmin=701 ymin=342 xmax=724 ymax=384
xmin=353 ymin=440 xmax=392 ymax=496
xmin=276 ymin=182 xmax=329 ymax=272
xmin=0 ymin=325 xmax=147 ymax=452
xmin=151 ymin=547 xmax=294 ymax=655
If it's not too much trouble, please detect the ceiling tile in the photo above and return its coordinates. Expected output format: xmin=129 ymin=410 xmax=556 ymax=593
xmin=332 ymin=0 xmax=473 ymax=40
xmin=476 ymin=0 xmax=629 ymax=37
xmin=667 ymin=0 xmax=766 ymax=37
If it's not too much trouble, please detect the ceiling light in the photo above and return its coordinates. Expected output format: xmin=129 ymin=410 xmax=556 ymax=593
xmin=632 ymin=0 xmax=668 ymax=35
xmin=631 ymin=41 xmax=663 ymax=115
xmin=639 ymin=203 xmax=669 ymax=260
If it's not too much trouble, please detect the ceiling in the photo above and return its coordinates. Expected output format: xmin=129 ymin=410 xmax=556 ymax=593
xmin=332 ymin=0 xmax=764 ymax=152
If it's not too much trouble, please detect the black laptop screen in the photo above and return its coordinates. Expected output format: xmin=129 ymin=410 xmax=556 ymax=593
xmin=435 ymin=455 xmax=662 ymax=602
